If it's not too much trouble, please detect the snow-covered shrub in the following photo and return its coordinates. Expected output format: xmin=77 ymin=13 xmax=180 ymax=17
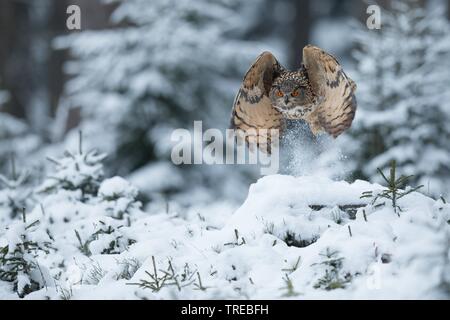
xmin=74 ymin=216 xmax=136 ymax=256
xmin=0 ymin=115 xmax=41 ymax=175
xmin=0 ymin=214 xmax=53 ymax=297
xmin=31 ymin=149 xmax=139 ymax=260
xmin=114 ymin=258 xmax=141 ymax=281
xmin=312 ymin=248 xmax=352 ymax=290
xmin=98 ymin=176 xmax=141 ymax=220
xmin=0 ymin=161 xmax=33 ymax=223
xmin=0 ymin=85 xmax=42 ymax=173
xmin=128 ymin=256 xmax=201 ymax=293
xmin=36 ymin=142 xmax=106 ymax=202
xmin=31 ymin=136 xmax=106 ymax=229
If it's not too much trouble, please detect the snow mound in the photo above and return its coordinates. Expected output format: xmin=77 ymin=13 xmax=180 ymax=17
xmin=1 ymin=174 xmax=449 ymax=299
xmin=228 ymin=175 xmax=372 ymax=239
xmin=127 ymin=162 xmax=183 ymax=194
xmin=99 ymin=176 xmax=138 ymax=200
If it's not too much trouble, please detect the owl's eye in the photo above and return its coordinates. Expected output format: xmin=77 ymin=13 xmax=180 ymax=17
xmin=291 ymin=89 xmax=300 ymax=97
xmin=276 ymin=90 xmax=283 ymax=97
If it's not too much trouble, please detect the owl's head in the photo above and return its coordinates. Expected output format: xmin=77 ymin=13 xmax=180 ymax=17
xmin=269 ymin=72 xmax=315 ymax=112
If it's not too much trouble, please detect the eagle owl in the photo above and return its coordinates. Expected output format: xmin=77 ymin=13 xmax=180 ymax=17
xmin=230 ymin=45 xmax=357 ymax=152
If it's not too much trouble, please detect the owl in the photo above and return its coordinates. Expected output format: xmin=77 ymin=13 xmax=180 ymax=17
xmin=230 ymin=45 xmax=357 ymax=152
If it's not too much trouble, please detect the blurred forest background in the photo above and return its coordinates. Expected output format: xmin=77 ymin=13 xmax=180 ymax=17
xmin=1 ymin=0 xmax=450 ymax=208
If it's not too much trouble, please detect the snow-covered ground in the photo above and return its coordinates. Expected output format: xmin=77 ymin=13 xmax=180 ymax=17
xmin=1 ymin=154 xmax=449 ymax=299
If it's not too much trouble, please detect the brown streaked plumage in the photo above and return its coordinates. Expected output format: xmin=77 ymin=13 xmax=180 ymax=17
xmin=230 ymin=45 xmax=357 ymax=153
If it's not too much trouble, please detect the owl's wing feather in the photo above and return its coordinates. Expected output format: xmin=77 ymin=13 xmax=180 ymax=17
xmin=302 ymin=45 xmax=357 ymax=138
xmin=230 ymin=51 xmax=284 ymax=153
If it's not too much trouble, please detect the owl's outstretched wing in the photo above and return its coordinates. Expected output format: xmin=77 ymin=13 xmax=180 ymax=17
xmin=230 ymin=51 xmax=284 ymax=153
xmin=302 ymin=45 xmax=357 ymax=138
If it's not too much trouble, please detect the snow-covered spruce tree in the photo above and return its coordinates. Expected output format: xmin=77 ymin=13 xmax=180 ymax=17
xmin=36 ymin=133 xmax=107 ymax=203
xmin=347 ymin=0 xmax=450 ymax=196
xmin=98 ymin=176 xmax=141 ymax=220
xmin=56 ymin=0 xmax=266 ymax=175
xmin=74 ymin=216 xmax=136 ymax=256
xmin=312 ymin=248 xmax=351 ymax=291
xmin=0 ymin=87 xmax=41 ymax=173
xmin=0 ymin=212 xmax=53 ymax=297
xmin=32 ymin=136 xmax=140 ymax=258
xmin=0 ymin=157 xmax=33 ymax=223
xmin=70 ymin=176 xmax=142 ymax=256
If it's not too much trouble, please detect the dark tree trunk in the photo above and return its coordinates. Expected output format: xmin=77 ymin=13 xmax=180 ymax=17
xmin=289 ymin=0 xmax=311 ymax=69
xmin=48 ymin=1 xmax=70 ymax=118
xmin=448 ymin=0 xmax=450 ymax=20
xmin=0 ymin=0 xmax=29 ymax=119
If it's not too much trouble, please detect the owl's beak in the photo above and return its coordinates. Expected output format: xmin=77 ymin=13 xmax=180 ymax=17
xmin=284 ymin=95 xmax=289 ymax=104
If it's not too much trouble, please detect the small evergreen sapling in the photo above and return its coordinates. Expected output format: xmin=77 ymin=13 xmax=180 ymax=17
xmin=98 ymin=176 xmax=141 ymax=220
xmin=128 ymin=257 xmax=198 ymax=292
xmin=193 ymin=272 xmax=209 ymax=291
xmin=0 ymin=211 xmax=53 ymax=297
xmin=128 ymin=256 xmax=168 ymax=292
xmin=37 ymin=132 xmax=107 ymax=202
xmin=280 ymin=273 xmax=300 ymax=297
xmin=0 ymin=106 xmax=41 ymax=173
xmin=312 ymin=248 xmax=352 ymax=290
xmin=83 ymin=262 xmax=107 ymax=285
xmin=114 ymin=258 xmax=141 ymax=281
xmin=74 ymin=217 xmax=136 ymax=256
xmin=0 ymin=157 xmax=32 ymax=220
xmin=361 ymin=160 xmax=423 ymax=215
